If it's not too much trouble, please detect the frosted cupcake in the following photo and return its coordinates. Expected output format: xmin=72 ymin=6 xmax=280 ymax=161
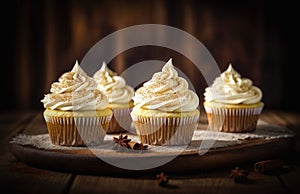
xmin=203 ymin=64 xmax=264 ymax=132
xmin=93 ymin=62 xmax=134 ymax=134
xmin=131 ymin=58 xmax=200 ymax=145
xmin=41 ymin=61 xmax=113 ymax=146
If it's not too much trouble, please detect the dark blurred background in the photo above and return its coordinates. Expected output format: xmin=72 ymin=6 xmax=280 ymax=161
xmin=2 ymin=0 xmax=298 ymax=112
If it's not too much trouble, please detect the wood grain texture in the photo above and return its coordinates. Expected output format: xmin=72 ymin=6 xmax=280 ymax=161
xmin=278 ymin=161 xmax=300 ymax=194
xmin=0 ymin=111 xmax=74 ymax=194
xmin=70 ymin=170 xmax=286 ymax=194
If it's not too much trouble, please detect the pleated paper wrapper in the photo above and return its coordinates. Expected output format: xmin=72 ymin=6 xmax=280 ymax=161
xmin=105 ymin=108 xmax=133 ymax=134
xmin=44 ymin=115 xmax=112 ymax=146
xmin=131 ymin=114 xmax=199 ymax=145
xmin=204 ymin=106 xmax=263 ymax=132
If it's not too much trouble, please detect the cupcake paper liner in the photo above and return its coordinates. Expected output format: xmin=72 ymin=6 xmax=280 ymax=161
xmin=44 ymin=115 xmax=112 ymax=146
xmin=131 ymin=115 xmax=199 ymax=145
xmin=204 ymin=106 xmax=263 ymax=132
xmin=106 ymin=108 xmax=133 ymax=134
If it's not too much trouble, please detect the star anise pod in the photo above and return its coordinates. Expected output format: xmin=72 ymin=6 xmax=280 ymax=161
xmin=156 ymin=172 xmax=169 ymax=186
xmin=229 ymin=167 xmax=249 ymax=183
xmin=113 ymin=134 xmax=131 ymax=149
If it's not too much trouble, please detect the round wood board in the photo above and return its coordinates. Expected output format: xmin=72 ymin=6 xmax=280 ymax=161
xmin=10 ymin=135 xmax=295 ymax=175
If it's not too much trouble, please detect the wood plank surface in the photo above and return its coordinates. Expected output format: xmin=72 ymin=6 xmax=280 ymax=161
xmin=278 ymin=160 xmax=300 ymax=194
xmin=0 ymin=111 xmax=74 ymax=194
xmin=70 ymin=169 xmax=286 ymax=194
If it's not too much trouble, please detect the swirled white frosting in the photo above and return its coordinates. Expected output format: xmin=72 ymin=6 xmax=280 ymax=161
xmin=41 ymin=61 xmax=109 ymax=110
xmin=204 ymin=64 xmax=263 ymax=104
xmin=93 ymin=62 xmax=134 ymax=104
xmin=132 ymin=58 xmax=199 ymax=112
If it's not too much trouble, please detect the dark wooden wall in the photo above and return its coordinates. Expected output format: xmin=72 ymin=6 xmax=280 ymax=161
xmin=2 ymin=0 xmax=298 ymax=112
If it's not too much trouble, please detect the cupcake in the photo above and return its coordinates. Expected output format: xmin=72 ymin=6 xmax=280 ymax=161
xmin=41 ymin=61 xmax=113 ymax=146
xmin=203 ymin=64 xmax=264 ymax=132
xmin=131 ymin=58 xmax=200 ymax=145
xmin=93 ymin=62 xmax=134 ymax=134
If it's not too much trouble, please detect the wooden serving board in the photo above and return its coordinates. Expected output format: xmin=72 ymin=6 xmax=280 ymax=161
xmin=9 ymin=114 xmax=296 ymax=175
xmin=10 ymin=136 xmax=294 ymax=176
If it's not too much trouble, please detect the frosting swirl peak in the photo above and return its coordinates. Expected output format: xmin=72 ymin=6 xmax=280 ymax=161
xmin=41 ymin=60 xmax=109 ymax=110
xmin=204 ymin=64 xmax=263 ymax=104
xmin=93 ymin=62 xmax=134 ymax=104
xmin=132 ymin=58 xmax=199 ymax=112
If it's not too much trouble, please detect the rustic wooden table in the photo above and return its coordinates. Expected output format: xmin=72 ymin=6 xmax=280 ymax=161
xmin=0 ymin=109 xmax=299 ymax=194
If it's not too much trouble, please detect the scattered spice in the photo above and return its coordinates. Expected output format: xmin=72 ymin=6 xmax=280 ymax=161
xmin=128 ymin=141 xmax=148 ymax=150
xmin=113 ymin=134 xmax=131 ymax=149
xmin=156 ymin=172 xmax=169 ymax=187
xmin=229 ymin=167 xmax=249 ymax=183
xmin=137 ymin=143 xmax=148 ymax=150
xmin=254 ymin=159 xmax=284 ymax=174
xmin=112 ymin=133 xmax=148 ymax=151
